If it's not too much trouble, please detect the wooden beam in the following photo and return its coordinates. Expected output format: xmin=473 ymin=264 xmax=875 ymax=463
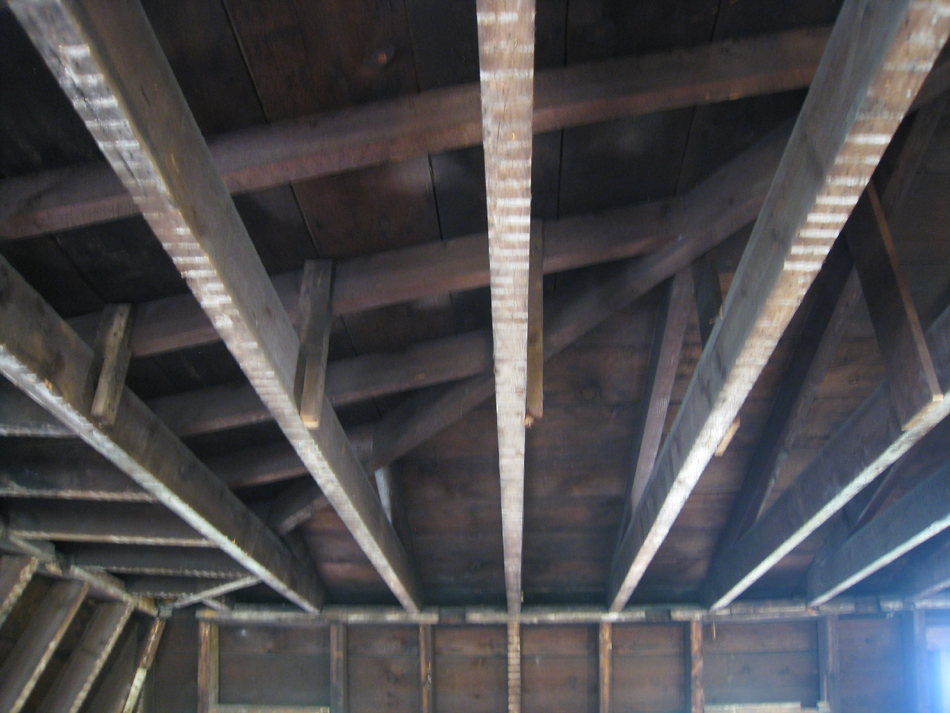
xmin=712 ymin=241 xmax=861 ymax=556
xmin=330 ymin=623 xmax=348 ymax=713
xmin=607 ymin=0 xmax=950 ymax=613
xmin=91 ymin=304 xmax=135 ymax=427
xmin=526 ymin=225 xmax=544 ymax=421
xmin=0 ymin=579 xmax=88 ymax=713
xmin=688 ymin=620 xmax=704 ymax=713
xmin=120 ymin=618 xmax=165 ymax=713
xmin=692 ymin=254 xmax=723 ymax=348
xmin=266 ymin=480 xmax=331 ymax=535
xmin=36 ymin=601 xmax=134 ymax=713
xmin=296 ymin=261 xmax=333 ymax=430
xmin=368 ymin=123 xmax=790 ymax=471
xmin=507 ymin=622 xmax=521 ymax=713
xmin=126 ymin=575 xmax=255 ymax=600
xmin=0 ymin=554 xmax=38 ymax=628
xmin=5 ymin=501 xmax=212 ymax=547
xmin=0 ymin=27 xmax=828 ymax=241
xmin=10 ymin=0 xmax=418 ymax=612
xmin=171 ymin=577 xmax=260 ymax=610
xmin=599 ymin=622 xmax=612 ymax=713
xmin=806 ymin=458 xmax=950 ymax=605
xmin=476 ymin=0 xmax=536 ymax=614
xmin=623 ymin=269 xmax=692 ymax=532
xmin=198 ymin=621 xmax=220 ymax=713
xmin=84 ymin=620 xmax=140 ymax=713
xmin=420 ymin=624 xmax=434 ymax=713
xmin=817 ymin=615 xmax=840 ymax=713
xmin=844 ymin=184 xmax=941 ymax=429
xmin=69 ymin=545 xmax=249 ymax=579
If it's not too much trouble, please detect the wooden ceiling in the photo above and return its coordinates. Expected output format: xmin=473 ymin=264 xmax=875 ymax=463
xmin=2 ymin=0 xmax=950 ymax=623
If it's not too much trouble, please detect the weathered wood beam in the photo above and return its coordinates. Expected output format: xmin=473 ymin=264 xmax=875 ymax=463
xmin=69 ymin=545 xmax=250 ymax=579
xmin=0 ymin=579 xmax=88 ymax=713
xmin=83 ymin=620 xmax=139 ymax=713
xmin=5 ymin=501 xmax=212 ymax=547
xmin=330 ymin=623 xmax=348 ymax=713
xmin=476 ymin=0 xmax=536 ymax=613
xmin=170 ymin=576 xmax=260 ymax=610
xmin=0 ymin=554 xmax=38 ymax=628
xmin=713 ymin=241 xmax=861 ymax=555
xmin=91 ymin=304 xmax=135 ymax=427
xmin=692 ymin=254 xmax=723 ymax=348
xmin=621 ymin=269 xmax=692 ymax=536
xmin=688 ymin=620 xmax=704 ymax=713
xmin=36 ymin=601 xmax=133 ymax=713
xmin=12 ymin=0 xmax=401 ymax=610
xmin=507 ymin=622 xmax=522 ymax=713
xmin=266 ymin=480 xmax=331 ymax=535
xmin=368 ymin=123 xmax=790 ymax=471
xmin=608 ymin=0 xmax=950 ymax=613
xmin=806 ymin=458 xmax=950 ymax=605
xmin=599 ymin=622 xmax=612 ymax=713
xmin=818 ymin=615 xmax=840 ymax=713
xmin=0 ymin=27 xmax=828 ymax=240
xmin=296 ymin=261 xmax=333 ymax=430
xmin=126 ymin=575 xmax=255 ymax=600
xmin=706 ymin=280 xmax=950 ymax=609
xmin=198 ymin=621 xmax=220 ymax=713
xmin=420 ymin=624 xmax=434 ymax=713
xmin=844 ymin=184 xmax=941 ymax=429
xmin=120 ymin=618 xmax=165 ymax=713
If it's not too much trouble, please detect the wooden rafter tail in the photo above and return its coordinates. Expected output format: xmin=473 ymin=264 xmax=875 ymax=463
xmin=606 ymin=0 xmax=950 ymax=614
xmin=9 ymin=0 xmax=420 ymax=611
xmin=0 ymin=26 xmax=828 ymax=242
xmin=477 ymin=0 xmax=536 ymax=614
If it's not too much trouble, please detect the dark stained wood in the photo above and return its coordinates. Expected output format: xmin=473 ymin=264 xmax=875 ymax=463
xmin=688 ymin=621 xmax=704 ymax=713
xmin=0 ymin=27 xmax=828 ymax=241
xmin=507 ymin=622 xmax=521 ymax=713
xmin=36 ymin=601 xmax=133 ymax=713
xmin=296 ymin=261 xmax=333 ymax=430
xmin=198 ymin=621 xmax=219 ymax=713
xmin=692 ymin=254 xmax=723 ymax=348
xmin=806 ymin=458 xmax=950 ymax=605
xmin=11 ymin=0 xmax=414 ymax=612
xmin=69 ymin=546 xmax=249 ymax=580
xmin=624 ymin=269 xmax=692 ymax=525
xmin=608 ymin=0 xmax=950 ymax=613
xmin=330 ymin=623 xmax=347 ymax=713
xmin=711 ymin=241 xmax=861 ymax=557
xmin=369 ymin=125 xmax=789 ymax=471
xmin=420 ymin=624 xmax=434 ymax=713
xmin=0 ymin=555 xmax=38 ymax=629
xmin=0 ymin=579 xmax=87 ymax=713
xmin=818 ymin=616 xmax=840 ymax=713
xmin=91 ymin=304 xmax=135 ymax=427
xmin=599 ymin=622 xmax=612 ymax=713
xmin=844 ymin=184 xmax=942 ymax=430
xmin=267 ymin=481 xmax=331 ymax=536
xmin=526 ymin=225 xmax=544 ymax=421
xmin=906 ymin=533 xmax=950 ymax=599
xmin=121 ymin=617 xmax=165 ymax=713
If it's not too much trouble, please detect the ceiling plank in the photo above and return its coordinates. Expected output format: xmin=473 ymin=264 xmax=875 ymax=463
xmin=806 ymin=458 xmax=950 ymax=605
xmin=369 ymin=123 xmax=790 ymax=472
xmin=36 ymin=601 xmax=133 ymax=713
xmin=0 ymin=579 xmax=88 ymax=713
xmin=606 ymin=0 xmax=950 ymax=614
xmin=476 ymin=0 xmax=536 ymax=614
xmin=0 ymin=27 xmax=828 ymax=241
xmin=9 ymin=0 xmax=419 ymax=611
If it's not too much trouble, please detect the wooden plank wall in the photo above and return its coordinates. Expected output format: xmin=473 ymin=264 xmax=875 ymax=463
xmin=139 ymin=617 xmax=912 ymax=713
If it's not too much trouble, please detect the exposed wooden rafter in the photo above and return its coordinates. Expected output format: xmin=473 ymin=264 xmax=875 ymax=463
xmin=10 ymin=0 xmax=420 ymax=611
xmin=607 ymin=0 xmax=950 ymax=614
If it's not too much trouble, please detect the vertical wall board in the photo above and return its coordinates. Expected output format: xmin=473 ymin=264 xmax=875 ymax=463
xmin=839 ymin=617 xmax=907 ymax=713
xmin=611 ymin=624 xmax=684 ymax=656
xmin=611 ymin=655 xmax=685 ymax=713
xmin=522 ymin=626 xmax=597 ymax=713
xmin=348 ymin=625 xmax=420 ymax=713
xmin=434 ymin=626 xmax=507 ymax=713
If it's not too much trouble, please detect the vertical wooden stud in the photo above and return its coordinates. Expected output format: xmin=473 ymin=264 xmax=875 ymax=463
xmin=598 ymin=622 xmax=612 ymax=713
xmin=420 ymin=624 xmax=434 ymax=713
xmin=526 ymin=223 xmax=544 ymax=421
xmin=331 ymin=622 xmax=348 ymax=713
xmin=508 ymin=622 xmax=521 ymax=713
xmin=296 ymin=260 xmax=334 ymax=429
xmin=91 ymin=304 xmax=135 ymax=426
xmin=818 ymin=615 xmax=840 ymax=713
xmin=197 ymin=621 xmax=219 ymax=713
xmin=687 ymin=620 xmax=704 ymax=713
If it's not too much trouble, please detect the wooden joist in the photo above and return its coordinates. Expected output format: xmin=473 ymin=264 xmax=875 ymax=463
xmin=90 ymin=304 xmax=135 ymax=427
xmin=69 ymin=545 xmax=250 ymax=580
xmin=599 ymin=622 xmax=612 ymax=713
xmin=36 ymin=601 xmax=134 ymax=713
xmin=0 ymin=27 xmax=828 ymax=241
xmin=171 ymin=577 xmax=261 ymax=610
xmin=806 ymin=458 xmax=950 ymax=605
xmin=295 ymin=261 xmax=333 ymax=430
xmin=607 ymin=0 xmax=950 ymax=614
xmin=11 ymin=0 xmax=417 ymax=611
xmin=85 ymin=618 xmax=165 ymax=713
xmin=476 ymin=0 xmax=536 ymax=615
xmin=368 ymin=123 xmax=790 ymax=472
xmin=0 ymin=554 xmax=38 ymax=628
xmin=0 ymin=579 xmax=88 ymax=713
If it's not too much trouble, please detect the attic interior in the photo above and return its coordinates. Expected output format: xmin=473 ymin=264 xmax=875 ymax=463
xmin=7 ymin=0 xmax=950 ymax=710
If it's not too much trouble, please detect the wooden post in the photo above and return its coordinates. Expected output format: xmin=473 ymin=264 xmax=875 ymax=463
xmin=91 ymin=304 xmax=135 ymax=427
xmin=330 ymin=623 xmax=348 ymax=713
xmin=197 ymin=621 xmax=219 ymax=713
xmin=599 ymin=622 xmax=612 ymax=713
xmin=420 ymin=624 xmax=434 ymax=713
xmin=818 ymin=615 xmax=840 ymax=713
xmin=508 ymin=622 xmax=521 ymax=713
xmin=296 ymin=260 xmax=333 ymax=429
xmin=687 ymin=621 xmax=704 ymax=713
